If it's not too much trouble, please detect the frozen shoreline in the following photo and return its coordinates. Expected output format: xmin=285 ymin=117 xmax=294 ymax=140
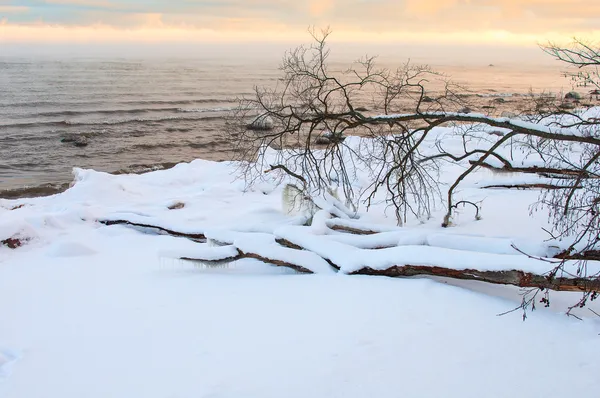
xmin=2 ymin=123 xmax=600 ymax=397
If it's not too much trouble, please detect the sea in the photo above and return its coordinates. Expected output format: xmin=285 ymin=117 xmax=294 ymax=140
xmin=0 ymin=43 xmax=575 ymax=198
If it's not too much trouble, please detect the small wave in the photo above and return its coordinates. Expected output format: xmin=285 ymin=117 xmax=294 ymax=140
xmin=0 ymin=114 xmax=224 ymax=129
xmin=189 ymin=139 xmax=229 ymax=149
xmin=165 ymin=127 xmax=193 ymax=133
xmin=177 ymin=106 xmax=237 ymax=113
xmin=129 ymin=142 xmax=184 ymax=151
xmin=37 ymin=107 xmax=181 ymax=117
xmin=34 ymin=106 xmax=237 ymax=116
xmin=0 ymin=98 xmax=231 ymax=109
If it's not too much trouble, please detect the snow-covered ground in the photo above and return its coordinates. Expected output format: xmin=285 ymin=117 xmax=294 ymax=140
xmin=1 ymin=129 xmax=600 ymax=397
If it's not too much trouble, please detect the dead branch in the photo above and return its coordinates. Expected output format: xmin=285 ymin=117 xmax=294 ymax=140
xmin=450 ymin=200 xmax=481 ymax=220
xmin=179 ymin=247 xmax=314 ymax=274
xmin=265 ymin=164 xmax=307 ymax=187
xmin=469 ymin=160 xmax=598 ymax=178
xmin=99 ymin=219 xmax=206 ymax=241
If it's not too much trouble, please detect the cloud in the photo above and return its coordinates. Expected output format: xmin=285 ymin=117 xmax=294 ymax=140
xmin=308 ymin=0 xmax=335 ymax=17
xmin=0 ymin=0 xmax=598 ymax=44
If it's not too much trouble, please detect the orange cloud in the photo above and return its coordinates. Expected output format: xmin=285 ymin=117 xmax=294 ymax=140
xmin=1 ymin=20 xmax=599 ymax=46
xmin=309 ymin=0 xmax=335 ymax=17
xmin=1 ymin=0 xmax=599 ymax=45
xmin=404 ymin=0 xmax=461 ymax=14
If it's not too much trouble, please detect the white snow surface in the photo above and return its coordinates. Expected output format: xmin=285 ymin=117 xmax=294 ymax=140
xmin=2 ymin=130 xmax=600 ymax=397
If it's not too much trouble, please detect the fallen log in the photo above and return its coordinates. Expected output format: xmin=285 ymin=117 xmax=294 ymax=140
xmin=115 ymin=221 xmax=599 ymax=293
xmin=178 ymin=248 xmax=314 ymax=274
xmin=325 ymin=218 xmax=399 ymax=235
xmin=351 ymin=265 xmax=600 ymax=292
xmin=329 ymin=224 xmax=378 ymax=235
xmin=481 ymin=183 xmax=580 ymax=190
xmin=99 ymin=219 xmax=206 ymax=241
xmin=469 ymin=160 xmax=597 ymax=178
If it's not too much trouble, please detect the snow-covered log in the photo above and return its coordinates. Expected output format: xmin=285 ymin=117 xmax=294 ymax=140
xmin=351 ymin=265 xmax=600 ymax=292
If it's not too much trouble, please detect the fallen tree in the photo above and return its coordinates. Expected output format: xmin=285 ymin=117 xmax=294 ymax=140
xmin=99 ymin=214 xmax=599 ymax=293
xmin=170 ymin=228 xmax=600 ymax=292
xmin=223 ymin=30 xmax=600 ymax=313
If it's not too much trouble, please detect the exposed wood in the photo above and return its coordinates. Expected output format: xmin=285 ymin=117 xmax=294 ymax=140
xmin=99 ymin=219 xmax=206 ymax=242
xmin=179 ymin=249 xmax=313 ymax=274
xmin=554 ymin=249 xmax=600 ymax=261
xmin=481 ymin=183 xmax=580 ymax=190
xmin=181 ymin=255 xmax=242 ymax=266
xmin=275 ymin=238 xmax=304 ymax=250
xmin=328 ymin=224 xmax=378 ymax=235
xmin=469 ymin=160 xmax=596 ymax=178
xmin=168 ymin=202 xmax=186 ymax=210
xmin=1 ymin=238 xmax=23 ymax=249
xmin=239 ymin=251 xmax=314 ymax=273
xmin=351 ymin=265 xmax=600 ymax=292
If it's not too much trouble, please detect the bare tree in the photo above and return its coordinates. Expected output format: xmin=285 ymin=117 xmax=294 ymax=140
xmin=225 ymin=28 xmax=465 ymax=224
xmin=224 ymin=30 xmax=600 ymax=313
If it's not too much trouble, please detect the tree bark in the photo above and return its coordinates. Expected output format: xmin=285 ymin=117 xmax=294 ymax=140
xmin=351 ymin=265 xmax=600 ymax=292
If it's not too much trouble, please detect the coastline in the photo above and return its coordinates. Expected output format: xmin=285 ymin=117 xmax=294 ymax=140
xmin=2 ymin=90 xmax=597 ymax=201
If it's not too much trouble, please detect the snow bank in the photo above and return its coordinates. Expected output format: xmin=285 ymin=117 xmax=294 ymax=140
xmin=2 ymin=123 xmax=600 ymax=398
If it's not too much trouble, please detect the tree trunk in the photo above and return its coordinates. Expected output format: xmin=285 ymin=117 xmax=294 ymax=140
xmin=351 ymin=265 xmax=600 ymax=292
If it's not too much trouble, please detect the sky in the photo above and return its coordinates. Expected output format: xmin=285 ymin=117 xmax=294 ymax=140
xmin=0 ymin=0 xmax=598 ymax=46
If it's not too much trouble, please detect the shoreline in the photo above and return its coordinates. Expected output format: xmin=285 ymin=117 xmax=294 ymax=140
xmin=3 ymin=91 xmax=598 ymax=201
xmin=0 ymin=162 xmax=184 ymax=200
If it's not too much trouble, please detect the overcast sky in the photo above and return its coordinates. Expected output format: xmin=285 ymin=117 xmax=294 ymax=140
xmin=0 ymin=0 xmax=598 ymax=45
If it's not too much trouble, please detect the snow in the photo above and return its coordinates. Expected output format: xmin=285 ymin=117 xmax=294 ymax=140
xmin=369 ymin=109 xmax=600 ymax=138
xmin=2 ymin=124 xmax=600 ymax=397
xmin=159 ymin=244 xmax=239 ymax=262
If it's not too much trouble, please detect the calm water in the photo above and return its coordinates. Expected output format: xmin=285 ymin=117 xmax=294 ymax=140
xmin=0 ymin=51 xmax=570 ymax=197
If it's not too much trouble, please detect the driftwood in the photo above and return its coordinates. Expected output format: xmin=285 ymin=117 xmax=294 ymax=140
xmin=181 ymin=248 xmax=313 ymax=274
xmin=98 ymin=218 xmax=598 ymax=293
xmin=351 ymin=265 xmax=600 ymax=292
xmin=99 ymin=219 xmax=206 ymax=241
xmin=177 ymin=240 xmax=598 ymax=292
